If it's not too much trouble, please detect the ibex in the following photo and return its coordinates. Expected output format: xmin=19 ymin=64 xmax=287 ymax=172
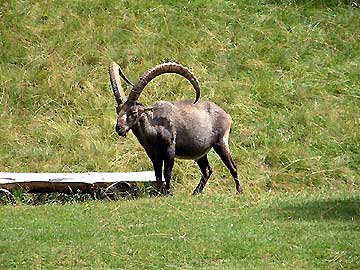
xmin=109 ymin=62 xmax=243 ymax=195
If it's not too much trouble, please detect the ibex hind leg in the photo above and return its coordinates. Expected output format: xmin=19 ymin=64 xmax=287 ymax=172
xmin=213 ymin=142 xmax=243 ymax=194
xmin=193 ymin=155 xmax=212 ymax=195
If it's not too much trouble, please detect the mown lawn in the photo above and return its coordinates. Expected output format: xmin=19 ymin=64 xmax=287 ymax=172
xmin=0 ymin=190 xmax=359 ymax=269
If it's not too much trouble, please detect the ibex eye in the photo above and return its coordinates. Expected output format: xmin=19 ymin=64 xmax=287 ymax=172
xmin=128 ymin=111 xmax=137 ymax=120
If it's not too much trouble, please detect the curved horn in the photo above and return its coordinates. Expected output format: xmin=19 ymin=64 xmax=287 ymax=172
xmin=109 ymin=62 xmax=134 ymax=105
xmin=127 ymin=62 xmax=200 ymax=104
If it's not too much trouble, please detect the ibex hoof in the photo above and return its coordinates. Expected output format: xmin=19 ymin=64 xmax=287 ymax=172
xmin=236 ymin=186 xmax=244 ymax=194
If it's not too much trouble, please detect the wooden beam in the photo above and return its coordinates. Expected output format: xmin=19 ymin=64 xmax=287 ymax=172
xmin=0 ymin=172 xmax=157 ymax=193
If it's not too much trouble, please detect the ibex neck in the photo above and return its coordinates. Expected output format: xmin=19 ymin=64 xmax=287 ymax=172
xmin=131 ymin=112 xmax=157 ymax=143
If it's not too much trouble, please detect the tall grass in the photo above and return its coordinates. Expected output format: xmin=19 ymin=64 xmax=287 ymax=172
xmin=0 ymin=0 xmax=359 ymax=194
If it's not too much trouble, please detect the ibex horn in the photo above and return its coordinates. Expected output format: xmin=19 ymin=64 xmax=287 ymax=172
xmin=127 ymin=62 xmax=200 ymax=104
xmin=109 ymin=62 xmax=134 ymax=105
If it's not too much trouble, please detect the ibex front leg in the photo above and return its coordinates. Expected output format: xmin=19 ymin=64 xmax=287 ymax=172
xmin=163 ymin=148 xmax=175 ymax=196
xmin=152 ymin=159 xmax=164 ymax=195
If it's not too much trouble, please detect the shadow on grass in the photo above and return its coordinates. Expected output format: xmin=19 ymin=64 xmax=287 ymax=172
xmin=274 ymin=197 xmax=360 ymax=223
xmin=267 ymin=0 xmax=356 ymax=7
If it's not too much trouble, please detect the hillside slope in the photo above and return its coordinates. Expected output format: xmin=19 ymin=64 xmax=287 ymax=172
xmin=0 ymin=0 xmax=359 ymax=193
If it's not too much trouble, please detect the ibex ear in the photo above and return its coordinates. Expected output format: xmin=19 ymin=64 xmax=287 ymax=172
xmin=138 ymin=106 xmax=153 ymax=116
xmin=144 ymin=107 xmax=153 ymax=112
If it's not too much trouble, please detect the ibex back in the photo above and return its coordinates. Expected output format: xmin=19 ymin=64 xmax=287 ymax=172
xmin=109 ymin=62 xmax=243 ymax=195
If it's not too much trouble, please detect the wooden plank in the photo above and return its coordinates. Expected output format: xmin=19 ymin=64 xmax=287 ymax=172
xmin=0 ymin=171 xmax=157 ymax=193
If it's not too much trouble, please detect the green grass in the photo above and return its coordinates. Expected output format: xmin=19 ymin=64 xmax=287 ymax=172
xmin=1 ymin=0 xmax=359 ymax=194
xmin=0 ymin=190 xmax=359 ymax=269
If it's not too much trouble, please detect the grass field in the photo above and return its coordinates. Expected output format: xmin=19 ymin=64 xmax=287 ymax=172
xmin=1 ymin=191 xmax=359 ymax=269
xmin=0 ymin=0 xmax=359 ymax=269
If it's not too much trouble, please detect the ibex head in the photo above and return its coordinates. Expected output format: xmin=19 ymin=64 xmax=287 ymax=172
xmin=109 ymin=62 xmax=201 ymax=137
